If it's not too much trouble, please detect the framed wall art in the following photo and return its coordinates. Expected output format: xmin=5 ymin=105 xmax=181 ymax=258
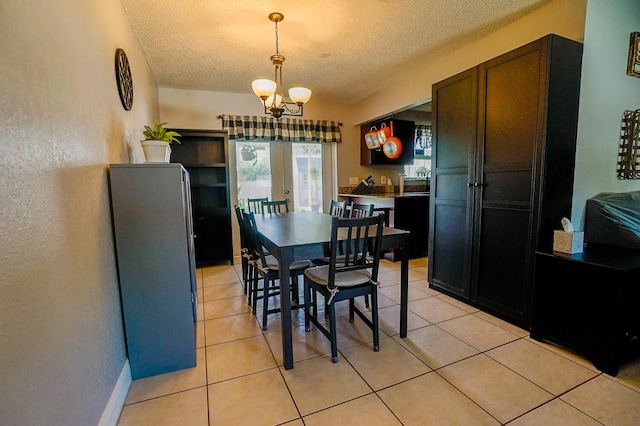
xmin=618 ymin=109 xmax=640 ymax=179
xmin=627 ymin=32 xmax=640 ymax=78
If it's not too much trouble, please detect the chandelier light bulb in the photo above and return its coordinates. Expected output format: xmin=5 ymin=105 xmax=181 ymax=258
xmin=252 ymin=79 xmax=277 ymax=99
xmin=266 ymin=93 xmax=283 ymax=108
xmin=289 ymin=87 xmax=312 ymax=105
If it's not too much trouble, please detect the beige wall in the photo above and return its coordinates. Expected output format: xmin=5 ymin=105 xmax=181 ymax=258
xmin=353 ymin=0 xmax=587 ymax=124
xmin=572 ymin=0 xmax=640 ymax=229
xmin=0 ymin=0 xmax=158 ymax=424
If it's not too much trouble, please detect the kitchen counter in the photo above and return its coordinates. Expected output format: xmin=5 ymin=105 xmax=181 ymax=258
xmin=339 ymin=192 xmax=429 ymax=199
xmin=338 ymin=192 xmax=429 ymax=260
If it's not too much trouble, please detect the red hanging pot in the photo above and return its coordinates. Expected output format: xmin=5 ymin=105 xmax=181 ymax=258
xmin=382 ymin=121 xmax=402 ymax=159
xmin=377 ymin=122 xmax=391 ymax=144
xmin=365 ymin=126 xmax=381 ymax=149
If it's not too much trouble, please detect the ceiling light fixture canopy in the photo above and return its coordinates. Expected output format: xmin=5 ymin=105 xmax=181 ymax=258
xmin=251 ymin=12 xmax=311 ymax=120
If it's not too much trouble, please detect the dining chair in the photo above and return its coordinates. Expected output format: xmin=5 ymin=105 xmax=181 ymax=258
xmin=262 ymin=199 xmax=289 ymax=214
xmin=247 ymin=197 xmax=269 ymax=214
xmin=243 ymin=211 xmax=311 ymax=330
xmin=303 ymin=213 xmax=385 ymax=363
xmin=349 ymin=202 xmax=374 ymax=218
xmin=234 ymin=206 xmax=253 ymax=297
xmin=312 ymin=200 xmax=349 ymax=267
xmin=328 ymin=200 xmax=347 ymax=217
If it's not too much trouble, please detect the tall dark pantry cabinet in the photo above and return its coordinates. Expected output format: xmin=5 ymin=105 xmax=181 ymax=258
xmin=109 ymin=164 xmax=198 ymax=379
xmin=428 ymin=34 xmax=582 ymax=327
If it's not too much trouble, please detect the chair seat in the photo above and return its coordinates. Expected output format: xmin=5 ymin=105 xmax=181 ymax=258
xmin=265 ymin=255 xmax=311 ymax=271
xmin=304 ymin=265 xmax=371 ymax=288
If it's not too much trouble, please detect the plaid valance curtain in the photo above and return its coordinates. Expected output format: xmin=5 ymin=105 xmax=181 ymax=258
xmin=219 ymin=114 xmax=342 ymax=143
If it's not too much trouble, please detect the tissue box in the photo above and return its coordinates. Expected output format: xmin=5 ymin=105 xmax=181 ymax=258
xmin=553 ymin=230 xmax=584 ymax=254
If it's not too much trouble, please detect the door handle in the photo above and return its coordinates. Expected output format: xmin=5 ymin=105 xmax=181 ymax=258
xmin=285 ymin=190 xmax=290 ymax=194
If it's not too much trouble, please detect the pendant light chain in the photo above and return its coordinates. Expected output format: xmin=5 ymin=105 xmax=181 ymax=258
xmin=274 ymin=19 xmax=280 ymax=56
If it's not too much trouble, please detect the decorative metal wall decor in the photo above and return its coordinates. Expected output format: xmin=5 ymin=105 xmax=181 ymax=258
xmin=618 ymin=109 xmax=640 ymax=179
xmin=115 ymin=48 xmax=133 ymax=111
xmin=627 ymin=32 xmax=640 ymax=78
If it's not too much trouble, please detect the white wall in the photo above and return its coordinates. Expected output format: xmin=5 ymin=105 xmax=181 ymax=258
xmin=0 ymin=0 xmax=158 ymax=424
xmin=571 ymin=0 xmax=640 ymax=229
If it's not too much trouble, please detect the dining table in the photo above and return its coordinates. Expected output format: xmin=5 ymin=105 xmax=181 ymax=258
xmin=253 ymin=211 xmax=411 ymax=370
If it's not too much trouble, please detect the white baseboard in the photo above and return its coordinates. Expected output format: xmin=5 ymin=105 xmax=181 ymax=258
xmin=99 ymin=359 xmax=131 ymax=426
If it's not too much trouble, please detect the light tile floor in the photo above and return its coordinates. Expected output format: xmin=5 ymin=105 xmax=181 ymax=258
xmin=118 ymin=257 xmax=640 ymax=425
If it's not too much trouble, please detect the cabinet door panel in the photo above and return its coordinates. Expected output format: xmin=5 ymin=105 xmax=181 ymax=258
xmin=483 ymin=49 xmax=540 ymax=167
xmin=429 ymin=68 xmax=477 ymax=299
xmin=194 ymin=212 xmax=232 ymax=264
xmin=436 ymin=78 xmax=476 ymax=170
xmin=435 ymin=172 xmax=470 ymax=201
xmin=483 ymin=170 xmax=532 ymax=203
xmin=430 ymin=203 xmax=470 ymax=297
xmin=475 ymin=207 xmax=531 ymax=319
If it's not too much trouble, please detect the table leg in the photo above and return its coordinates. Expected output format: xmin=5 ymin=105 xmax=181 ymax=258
xmin=399 ymin=237 xmax=409 ymax=338
xmin=278 ymin=249 xmax=294 ymax=369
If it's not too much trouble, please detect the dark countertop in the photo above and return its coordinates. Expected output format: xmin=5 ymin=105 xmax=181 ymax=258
xmin=339 ymin=192 xmax=429 ymax=199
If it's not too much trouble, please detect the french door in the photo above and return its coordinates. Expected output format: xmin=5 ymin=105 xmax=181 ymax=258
xmin=234 ymin=140 xmax=335 ymax=213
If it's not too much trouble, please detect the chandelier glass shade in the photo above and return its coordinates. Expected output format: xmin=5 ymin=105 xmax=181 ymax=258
xmin=251 ymin=12 xmax=312 ymax=119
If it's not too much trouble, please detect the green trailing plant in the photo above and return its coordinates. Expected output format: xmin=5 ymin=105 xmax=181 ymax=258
xmin=142 ymin=122 xmax=181 ymax=144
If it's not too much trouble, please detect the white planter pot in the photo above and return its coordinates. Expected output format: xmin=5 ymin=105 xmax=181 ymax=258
xmin=141 ymin=140 xmax=171 ymax=163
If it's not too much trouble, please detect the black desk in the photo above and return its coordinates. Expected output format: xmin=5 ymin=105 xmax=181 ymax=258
xmin=531 ymin=246 xmax=640 ymax=376
xmin=254 ymin=211 xmax=411 ymax=370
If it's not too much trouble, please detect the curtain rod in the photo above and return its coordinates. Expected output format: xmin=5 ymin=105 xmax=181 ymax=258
xmin=217 ymin=114 xmax=342 ymax=126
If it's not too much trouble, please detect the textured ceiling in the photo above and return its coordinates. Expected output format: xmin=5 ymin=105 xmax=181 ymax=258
xmin=120 ymin=0 xmax=552 ymax=104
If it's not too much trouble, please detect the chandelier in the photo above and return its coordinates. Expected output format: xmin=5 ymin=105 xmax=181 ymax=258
xmin=251 ymin=12 xmax=312 ymax=120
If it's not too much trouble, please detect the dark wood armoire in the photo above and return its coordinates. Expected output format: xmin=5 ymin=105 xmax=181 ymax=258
xmin=428 ymin=34 xmax=583 ymax=328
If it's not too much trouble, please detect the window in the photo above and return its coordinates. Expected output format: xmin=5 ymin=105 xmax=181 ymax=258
xmin=404 ymin=125 xmax=431 ymax=178
xmin=235 ymin=141 xmax=327 ymax=212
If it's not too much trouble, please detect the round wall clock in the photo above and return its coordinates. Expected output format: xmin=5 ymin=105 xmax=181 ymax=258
xmin=115 ymin=48 xmax=133 ymax=111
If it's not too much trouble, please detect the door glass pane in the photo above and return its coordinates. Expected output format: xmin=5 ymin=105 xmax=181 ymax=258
xmin=292 ymin=143 xmax=322 ymax=211
xmin=236 ymin=142 xmax=272 ymax=210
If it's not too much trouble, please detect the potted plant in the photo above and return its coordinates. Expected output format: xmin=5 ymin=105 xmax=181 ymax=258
xmin=240 ymin=144 xmax=265 ymax=165
xmin=141 ymin=122 xmax=181 ymax=163
xmin=240 ymin=145 xmax=257 ymax=162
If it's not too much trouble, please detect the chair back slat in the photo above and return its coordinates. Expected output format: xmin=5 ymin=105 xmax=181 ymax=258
xmin=234 ymin=205 xmax=249 ymax=253
xmin=327 ymin=214 xmax=384 ymax=289
xmin=262 ymin=199 xmax=289 ymax=214
xmin=349 ymin=202 xmax=374 ymax=218
xmin=328 ymin=200 xmax=347 ymax=217
xmin=247 ymin=197 xmax=268 ymax=213
xmin=243 ymin=211 xmax=269 ymax=269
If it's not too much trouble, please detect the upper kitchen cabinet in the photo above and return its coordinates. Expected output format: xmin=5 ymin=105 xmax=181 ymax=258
xmin=428 ymin=34 xmax=583 ymax=328
xmin=361 ymin=118 xmax=415 ymax=165
xmin=170 ymin=129 xmax=233 ymax=266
